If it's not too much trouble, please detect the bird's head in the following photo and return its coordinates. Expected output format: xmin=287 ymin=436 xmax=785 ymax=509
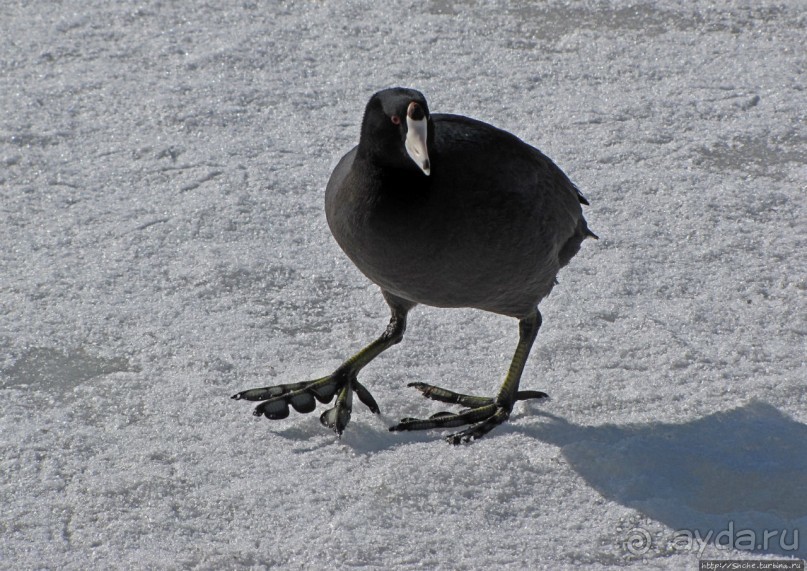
xmin=358 ymin=87 xmax=431 ymax=176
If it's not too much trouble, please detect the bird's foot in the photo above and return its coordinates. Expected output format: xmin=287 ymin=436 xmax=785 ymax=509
xmin=389 ymin=382 xmax=547 ymax=444
xmin=231 ymin=370 xmax=379 ymax=436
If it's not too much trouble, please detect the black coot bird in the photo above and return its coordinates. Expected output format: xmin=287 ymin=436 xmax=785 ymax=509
xmin=233 ymin=87 xmax=596 ymax=444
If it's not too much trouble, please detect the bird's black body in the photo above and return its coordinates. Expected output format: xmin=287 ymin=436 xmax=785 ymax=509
xmin=326 ymin=107 xmax=593 ymax=318
xmin=233 ymin=87 xmax=596 ymax=444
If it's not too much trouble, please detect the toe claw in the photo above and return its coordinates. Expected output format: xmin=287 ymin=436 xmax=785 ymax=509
xmin=388 ymin=417 xmax=423 ymax=431
xmin=446 ymin=434 xmax=464 ymax=445
xmin=516 ymin=390 xmax=548 ymax=401
xmin=320 ymin=405 xmax=351 ymax=435
xmin=319 ymin=381 xmax=353 ymax=435
xmin=353 ymin=379 xmax=380 ymax=414
xmin=407 ymin=382 xmax=437 ymax=398
xmin=388 ymin=417 xmax=415 ymax=431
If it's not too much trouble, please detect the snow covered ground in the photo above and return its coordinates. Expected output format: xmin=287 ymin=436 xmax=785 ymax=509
xmin=1 ymin=1 xmax=805 ymax=569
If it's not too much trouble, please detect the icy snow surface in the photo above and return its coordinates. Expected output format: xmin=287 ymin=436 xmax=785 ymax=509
xmin=1 ymin=1 xmax=805 ymax=569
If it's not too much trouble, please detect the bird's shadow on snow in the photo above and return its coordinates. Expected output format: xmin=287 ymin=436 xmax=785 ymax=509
xmin=518 ymin=400 xmax=807 ymax=558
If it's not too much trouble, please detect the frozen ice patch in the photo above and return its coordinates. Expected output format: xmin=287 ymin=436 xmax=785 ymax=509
xmin=1 ymin=347 xmax=135 ymax=391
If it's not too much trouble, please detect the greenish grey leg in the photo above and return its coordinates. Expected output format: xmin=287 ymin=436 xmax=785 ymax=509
xmin=390 ymin=309 xmax=546 ymax=444
xmin=232 ymin=303 xmax=409 ymax=436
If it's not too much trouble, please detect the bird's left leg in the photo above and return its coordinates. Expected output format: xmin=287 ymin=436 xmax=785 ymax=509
xmin=390 ymin=309 xmax=546 ymax=444
xmin=232 ymin=297 xmax=410 ymax=436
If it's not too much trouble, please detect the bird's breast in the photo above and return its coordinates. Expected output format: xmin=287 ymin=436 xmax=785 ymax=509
xmin=327 ymin=175 xmax=560 ymax=316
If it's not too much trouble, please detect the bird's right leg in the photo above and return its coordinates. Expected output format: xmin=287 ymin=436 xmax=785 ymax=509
xmin=231 ymin=299 xmax=410 ymax=436
xmin=390 ymin=310 xmax=547 ymax=444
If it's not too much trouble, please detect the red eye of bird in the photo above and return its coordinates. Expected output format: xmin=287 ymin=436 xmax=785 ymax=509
xmin=390 ymin=115 xmax=401 ymax=125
